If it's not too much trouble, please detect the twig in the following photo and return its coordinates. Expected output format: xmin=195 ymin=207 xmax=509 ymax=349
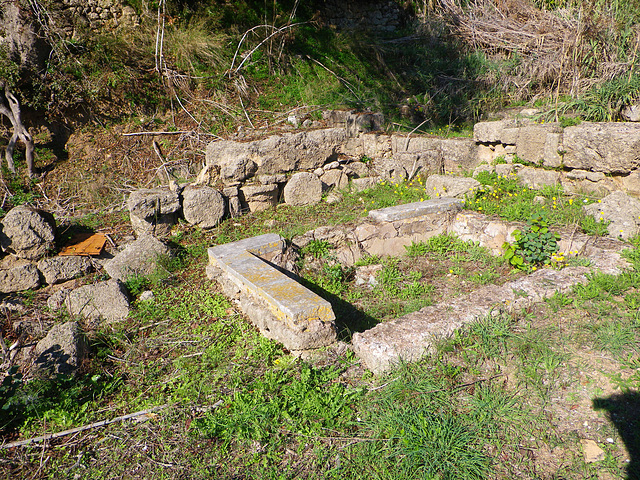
xmin=369 ymin=377 xmax=398 ymax=391
xmin=304 ymin=55 xmax=360 ymax=101
xmin=239 ymin=97 xmax=254 ymax=129
xmin=231 ymin=23 xmax=306 ymax=74
xmin=123 ymin=131 xmax=191 ymax=137
xmin=1 ymin=405 xmax=169 ymax=449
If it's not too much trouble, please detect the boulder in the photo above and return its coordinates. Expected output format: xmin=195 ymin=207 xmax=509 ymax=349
xmin=563 ymin=122 xmax=640 ymax=173
xmin=240 ymin=184 xmax=279 ymax=212
xmin=583 ymin=191 xmax=640 ymax=240
xmin=104 ymin=235 xmax=172 ymax=281
xmin=33 ymin=321 xmax=88 ymax=376
xmin=127 ymin=188 xmax=180 ymax=237
xmin=283 ymin=172 xmax=323 ymax=206
xmin=65 ymin=279 xmax=131 ymax=326
xmin=0 ymin=205 xmax=56 ymax=260
xmin=425 ymin=174 xmax=480 ymax=199
xmin=205 ymin=128 xmax=347 ymax=182
xmin=621 ymin=104 xmax=640 ymax=122
xmin=320 ymin=169 xmax=349 ymax=191
xmin=182 ymin=185 xmax=225 ymax=228
xmin=37 ymin=256 xmax=92 ymax=285
xmin=0 ymin=257 xmax=40 ymax=293
xmin=346 ymin=111 xmax=384 ymax=137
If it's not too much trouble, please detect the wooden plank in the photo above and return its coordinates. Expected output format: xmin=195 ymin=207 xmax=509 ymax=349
xmin=59 ymin=233 xmax=107 ymax=256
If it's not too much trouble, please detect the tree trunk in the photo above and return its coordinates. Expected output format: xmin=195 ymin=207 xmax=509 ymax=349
xmin=0 ymin=84 xmax=34 ymax=177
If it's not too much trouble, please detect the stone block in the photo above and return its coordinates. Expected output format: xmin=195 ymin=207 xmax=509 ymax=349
xmin=542 ymin=132 xmax=563 ymax=168
xmin=283 ymin=172 xmax=322 ymax=206
xmin=517 ymin=167 xmax=561 ymax=190
xmin=208 ymin=234 xmax=336 ymax=350
xmin=563 ymin=122 xmax=640 ymax=173
xmin=368 ymin=198 xmax=463 ymax=222
xmin=128 ymin=188 xmax=180 ymax=237
xmin=473 ymin=121 xmax=503 ymax=143
xmin=425 ymin=174 xmax=480 ymax=199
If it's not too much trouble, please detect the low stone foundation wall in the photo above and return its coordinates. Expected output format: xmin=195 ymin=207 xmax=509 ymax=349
xmin=207 ymin=198 xmax=630 ymax=372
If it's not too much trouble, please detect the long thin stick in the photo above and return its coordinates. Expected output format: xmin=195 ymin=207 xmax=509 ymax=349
xmin=123 ymin=131 xmax=191 ymax=137
xmin=1 ymin=405 xmax=169 ymax=449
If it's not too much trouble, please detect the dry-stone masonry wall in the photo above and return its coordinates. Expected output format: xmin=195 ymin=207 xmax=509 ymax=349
xmin=48 ymin=0 xmax=138 ymax=37
xmin=321 ymin=0 xmax=404 ymax=32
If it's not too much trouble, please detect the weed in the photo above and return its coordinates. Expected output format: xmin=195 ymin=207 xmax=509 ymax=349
xmin=503 ymin=212 xmax=560 ymax=270
xmin=302 ymin=239 xmax=333 ymax=259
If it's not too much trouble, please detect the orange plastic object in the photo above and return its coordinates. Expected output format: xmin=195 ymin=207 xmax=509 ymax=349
xmin=59 ymin=233 xmax=107 ymax=256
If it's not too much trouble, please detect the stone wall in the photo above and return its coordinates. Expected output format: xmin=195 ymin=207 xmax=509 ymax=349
xmin=48 ymin=0 xmax=138 ymax=38
xmin=320 ymin=0 xmax=404 ymax=32
xmin=473 ymin=119 xmax=640 ymax=197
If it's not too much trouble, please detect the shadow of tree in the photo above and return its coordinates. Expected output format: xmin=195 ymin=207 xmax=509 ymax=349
xmin=593 ymin=391 xmax=640 ymax=479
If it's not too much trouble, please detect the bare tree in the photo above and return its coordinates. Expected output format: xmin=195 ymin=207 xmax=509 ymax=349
xmin=0 ymin=82 xmax=34 ymax=176
xmin=0 ymin=0 xmax=51 ymax=177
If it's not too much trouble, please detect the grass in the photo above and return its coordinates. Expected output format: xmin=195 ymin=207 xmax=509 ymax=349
xmin=467 ymin=171 xmax=609 ymax=235
xmin=4 ymin=222 xmax=640 ymax=478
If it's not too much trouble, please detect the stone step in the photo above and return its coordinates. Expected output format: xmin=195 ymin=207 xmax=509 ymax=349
xmin=207 ymin=234 xmax=336 ymax=350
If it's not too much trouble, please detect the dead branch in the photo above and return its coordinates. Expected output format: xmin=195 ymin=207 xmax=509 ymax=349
xmin=437 ymin=0 xmax=630 ymax=97
xmin=122 ymin=131 xmax=192 ymax=137
xmin=231 ymin=22 xmax=306 ymax=75
xmin=0 ymin=84 xmax=34 ymax=177
xmin=1 ymin=405 xmax=169 ymax=449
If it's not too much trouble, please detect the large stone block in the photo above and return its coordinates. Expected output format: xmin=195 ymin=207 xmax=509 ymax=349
xmin=441 ymin=138 xmax=478 ymax=173
xmin=283 ymin=172 xmax=322 ymax=206
xmin=425 ymin=174 xmax=480 ymax=199
xmin=517 ymin=167 xmax=561 ymax=189
xmin=563 ymin=122 xmax=640 ymax=173
xmin=205 ymin=128 xmax=347 ymax=182
xmin=127 ymin=188 xmax=180 ymax=237
xmin=515 ymin=124 xmax=561 ymax=165
xmin=240 ymin=184 xmax=279 ymax=212
xmin=473 ymin=121 xmax=504 ymax=143
xmin=361 ymin=132 xmax=392 ymax=159
xmin=207 ymin=234 xmax=336 ymax=350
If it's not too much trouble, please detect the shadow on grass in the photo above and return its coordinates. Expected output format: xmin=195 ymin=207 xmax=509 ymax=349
xmin=593 ymin=391 xmax=640 ymax=479
xmin=261 ymin=257 xmax=378 ymax=342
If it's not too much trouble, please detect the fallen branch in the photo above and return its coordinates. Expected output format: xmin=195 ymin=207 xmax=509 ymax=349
xmin=1 ymin=405 xmax=169 ymax=449
xmin=122 ymin=131 xmax=192 ymax=137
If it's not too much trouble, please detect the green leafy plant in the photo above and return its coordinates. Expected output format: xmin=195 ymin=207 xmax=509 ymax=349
xmin=503 ymin=212 xmax=560 ymax=270
xmin=302 ymin=239 xmax=333 ymax=259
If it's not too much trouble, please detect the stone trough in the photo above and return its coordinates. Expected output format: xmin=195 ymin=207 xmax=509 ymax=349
xmin=206 ymin=199 xmax=631 ymax=373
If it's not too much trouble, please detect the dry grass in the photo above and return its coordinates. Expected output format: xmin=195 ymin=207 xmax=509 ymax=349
xmin=438 ymin=0 xmax=640 ymax=99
